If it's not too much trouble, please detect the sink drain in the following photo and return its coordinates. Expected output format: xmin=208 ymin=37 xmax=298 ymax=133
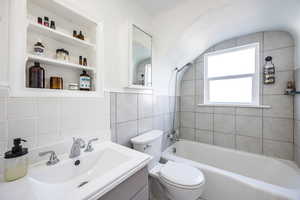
xmin=78 ymin=181 xmax=89 ymax=188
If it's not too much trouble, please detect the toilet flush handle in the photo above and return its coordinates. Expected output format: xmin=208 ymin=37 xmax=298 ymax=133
xmin=144 ymin=144 xmax=152 ymax=151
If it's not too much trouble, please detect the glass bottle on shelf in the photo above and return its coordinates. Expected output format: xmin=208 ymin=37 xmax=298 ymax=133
xmin=29 ymin=62 xmax=45 ymax=89
xmin=79 ymin=70 xmax=91 ymax=91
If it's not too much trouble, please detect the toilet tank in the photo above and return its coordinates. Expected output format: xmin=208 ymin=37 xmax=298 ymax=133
xmin=131 ymin=130 xmax=163 ymax=169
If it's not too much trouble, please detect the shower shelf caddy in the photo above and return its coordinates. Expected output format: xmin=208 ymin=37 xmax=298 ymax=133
xmin=8 ymin=0 xmax=104 ymax=97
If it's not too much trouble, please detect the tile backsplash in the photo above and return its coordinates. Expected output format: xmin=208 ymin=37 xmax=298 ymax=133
xmin=180 ymin=31 xmax=295 ymax=161
xmin=0 ymin=93 xmax=111 ymax=157
xmin=110 ymin=92 xmax=179 ymax=150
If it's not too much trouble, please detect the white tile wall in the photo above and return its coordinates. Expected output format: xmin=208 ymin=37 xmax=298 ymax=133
xmin=213 ymin=114 xmax=235 ymax=134
xmin=213 ymin=132 xmax=235 ymax=149
xmin=180 ymin=31 xmax=296 ymax=161
xmin=263 ymin=140 xmax=293 ymax=160
xmin=236 ymin=135 xmax=262 ymax=154
xmin=117 ymin=93 xmax=138 ymax=123
xmin=0 ymin=93 xmax=111 ymax=158
xmin=111 ymin=93 xmax=178 ymax=150
xmin=264 ymin=31 xmax=294 ymax=51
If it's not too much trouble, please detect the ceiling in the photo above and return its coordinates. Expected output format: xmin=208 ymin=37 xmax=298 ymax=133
xmin=133 ymin=0 xmax=186 ymax=16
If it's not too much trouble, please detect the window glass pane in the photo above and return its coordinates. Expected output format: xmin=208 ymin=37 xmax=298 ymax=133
xmin=209 ymin=77 xmax=253 ymax=103
xmin=207 ymin=47 xmax=256 ymax=78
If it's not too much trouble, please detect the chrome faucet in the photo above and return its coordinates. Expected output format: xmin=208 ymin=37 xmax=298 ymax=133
xmin=168 ymin=130 xmax=180 ymax=143
xmin=39 ymin=151 xmax=60 ymax=166
xmin=69 ymin=138 xmax=86 ymax=158
xmin=84 ymin=138 xmax=99 ymax=152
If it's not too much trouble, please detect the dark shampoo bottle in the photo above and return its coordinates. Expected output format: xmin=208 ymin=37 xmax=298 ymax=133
xmin=29 ymin=62 xmax=45 ymax=88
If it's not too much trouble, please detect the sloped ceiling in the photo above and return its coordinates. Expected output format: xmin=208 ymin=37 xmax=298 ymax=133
xmin=136 ymin=0 xmax=300 ymax=69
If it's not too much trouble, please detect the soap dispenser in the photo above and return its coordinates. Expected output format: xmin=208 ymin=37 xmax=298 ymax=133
xmin=4 ymin=138 xmax=29 ymax=182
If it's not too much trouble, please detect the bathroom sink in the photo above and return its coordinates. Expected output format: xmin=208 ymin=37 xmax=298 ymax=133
xmin=0 ymin=141 xmax=151 ymax=200
xmin=28 ymin=148 xmax=129 ymax=184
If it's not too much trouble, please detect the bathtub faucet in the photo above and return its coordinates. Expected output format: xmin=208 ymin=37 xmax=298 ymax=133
xmin=168 ymin=130 xmax=180 ymax=143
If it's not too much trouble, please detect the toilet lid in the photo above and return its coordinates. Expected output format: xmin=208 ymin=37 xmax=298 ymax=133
xmin=159 ymin=162 xmax=204 ymax=187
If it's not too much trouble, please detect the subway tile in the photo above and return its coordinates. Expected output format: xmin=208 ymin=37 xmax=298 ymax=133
xmin=37 ymin=98 xmax=60 ymax=135
xmin=0 ymin=98 xmax=6 ymax=121
xmin=154 ymin=96 xmax=169 ymax=115
xmin=213 ymin=114 xmax=235 ymax=134
xmin=195 ymin=105 xmax=214 ymax=113
xmin=213 ymin=132 xmax=235 ymax=149
xmin=37 ymin=133 xmax=62 ymax=147
xmin=111 ymin=123 xmax=117 ymax=143
xmin=7 ymin=98 xmax=37 ymax=120
xmin=0 ymin=121 xmax=7 ymax=141
xmin=263 ymin=71 xmax=294 ymax=95
xmin=236 ymin=135 xmax=262 ymax=154
xmin=236 ymin=116 xmax=262 ymax=138
xmin=264 ymin=31 xmax=294 ymax=51
xmin=110 ymin=93 xmax=116 ymax=124
xmin=180 ymin=96 xmax=195 ymax=112
xmin=213 ymin=107 xmax=235 ymax=115
xmin=195 ymin=113 xmax=213 ymax=131
xmin=163 ymin=114 xmax=172 ymax=132
xmin=195 ymin=130 xmax=213 ymax=144
xmin=263 ymin=117 xmax=293 ymax=142
xmin=138 ymin=94 xmax=153 ymax=118
xmin=60 ymin=98 xmax=82 ymax=131
xmin=195 ymin=62 xmax=204 ymax=80
xmin=294 ymin=120 xmax=300 ymax=146
xmin=180 ymin=112 xmax=195 ymax=128
xmin=182 ymin=66 xmax=195 ymax=81
xmin=213 ymin=39 xmax=237 ymax=51
xmin=263 ymin=95 xmax=293 ymax=118
xmin=195 ymin=80 xmax=203 ymax=96
xmin=236 ymin=32 xmax=263 ymax=46
xmin=295 ymin=68 xmax=300 ymax=89
xmin=116 ymin=93 xmax=138 ymax=123
xmin=8 ymin=119 xmax=36 ymax=138
xmin=263 ymin=140 xmax=293 ymax=160
xmin=294 ymin=95 xmax=300 ymax=120
xmin=236 ymin=107 xmax=262 ymax=117
xmin=116 ymin=120 xmax=138 ymax=147
xmin=181 ymin=80 xmax=195 ymax=96
xmin=263 ymin=47 xmax=294 ymax=71
xmin=138 ymin=117 xmax=153 ymax=134
xmin=153 ymin=115 xmax=164 ymax=131
xmin=295 ymin=147 xmax=300 ymax=166
xmin=169 ymin=96 xmax=180 ymax=113
xmin=179 ymin=127 xmax=195 ymax=141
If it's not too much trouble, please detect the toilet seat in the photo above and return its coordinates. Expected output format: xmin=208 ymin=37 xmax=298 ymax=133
xmin=159 ymin=161 xmax=205 ymax=189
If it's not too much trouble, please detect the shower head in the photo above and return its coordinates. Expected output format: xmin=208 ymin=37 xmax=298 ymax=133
xmin=174 ymin=62 xmax=192 ymax=72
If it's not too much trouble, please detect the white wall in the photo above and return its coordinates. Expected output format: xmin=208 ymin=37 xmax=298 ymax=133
xmin=0 ymin=0 xmax=158 ymax=169
xmin=0 ymin=0 xmax=9 ymax=86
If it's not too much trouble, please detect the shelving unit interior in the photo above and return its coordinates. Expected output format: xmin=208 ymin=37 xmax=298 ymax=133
xmin=24 ymin=0 xmax=99 ymax=94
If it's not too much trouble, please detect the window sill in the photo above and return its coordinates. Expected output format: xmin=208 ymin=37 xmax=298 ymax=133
xmin=197 ymin=104 xmax=271 ymax=109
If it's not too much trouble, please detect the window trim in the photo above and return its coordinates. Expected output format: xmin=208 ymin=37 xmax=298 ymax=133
xmin=203 ymin=43 xmax=260 ymax=106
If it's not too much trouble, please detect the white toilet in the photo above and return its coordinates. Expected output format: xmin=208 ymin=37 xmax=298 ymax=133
xmin=131 ymin=130 xmax=205 ymax=200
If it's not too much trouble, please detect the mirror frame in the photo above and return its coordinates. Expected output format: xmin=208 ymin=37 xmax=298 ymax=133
xmin=128 ymin=23 xmax=153 ymax=90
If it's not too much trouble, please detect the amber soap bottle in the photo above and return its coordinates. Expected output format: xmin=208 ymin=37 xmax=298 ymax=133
xmin=29 ymin=62 xmax=45 ymax=88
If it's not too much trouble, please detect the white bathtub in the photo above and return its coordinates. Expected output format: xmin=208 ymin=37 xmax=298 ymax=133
xmin=162 ymin=140 xmax=300 ymax=200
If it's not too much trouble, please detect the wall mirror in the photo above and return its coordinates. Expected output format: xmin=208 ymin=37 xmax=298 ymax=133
xmin=129 ymin=24 xmax=152 ymax=88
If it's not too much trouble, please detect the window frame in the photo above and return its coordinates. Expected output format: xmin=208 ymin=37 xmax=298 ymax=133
xmin=203 ymin=43 xmax=260 ymax=106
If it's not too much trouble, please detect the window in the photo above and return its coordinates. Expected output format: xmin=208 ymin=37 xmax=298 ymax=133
xmin=204 ymin=43 xmax=260 ymax=105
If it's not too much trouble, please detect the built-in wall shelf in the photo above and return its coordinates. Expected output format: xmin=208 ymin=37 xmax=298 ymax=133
xmin=27 ymin=22 xmax=96 ymax=49
xmin=27 ymin=54 xmax=95 ymax=71
xmin=9 ymin=0 xmax=103 ymax=97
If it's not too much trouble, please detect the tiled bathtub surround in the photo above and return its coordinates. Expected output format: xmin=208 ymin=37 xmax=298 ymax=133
xmin=180 ymin=31 xmax=295 ymax=160
xmin=0 ymin=93 xmax=111 ymax=172
xmin=110 ymin=92 xmax=179 ymax=150
xmin=295 ymin=69 xmax=300 ymax=166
